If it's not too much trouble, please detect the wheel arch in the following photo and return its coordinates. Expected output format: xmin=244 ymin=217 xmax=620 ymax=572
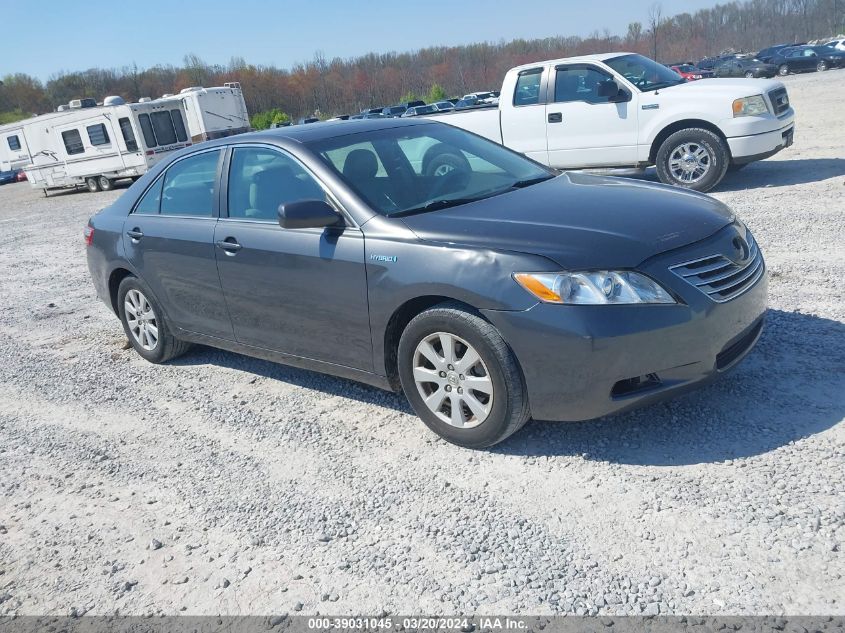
xmin=383 ymin=295 xmax=484 ymax=391
xmin=108 ymin=267 xmax=135 ymax=315
xmin=649 ymin=119 xmax=731 ymax=164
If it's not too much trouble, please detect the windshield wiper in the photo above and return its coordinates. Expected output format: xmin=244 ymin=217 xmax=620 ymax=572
xmin=510 ymin=175 xmax=555 ymax=189
xmin=391 ymin=197 xmax=483 ymax=217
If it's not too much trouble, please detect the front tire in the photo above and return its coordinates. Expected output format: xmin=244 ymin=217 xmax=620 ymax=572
xmin=816 ymin=61 xmax=828 ymax=72
xmin=117 ymin=276 xmax=192 ymax=364
xmin=778 ymin=64 xmax=789 ymax=76
xmin=655 ymin=127 xmax=729 ymax=192
xmin=744 ymin=71 xmax=755 ymax=78
xmin=398 ymin=302 xmax=530 ymax=449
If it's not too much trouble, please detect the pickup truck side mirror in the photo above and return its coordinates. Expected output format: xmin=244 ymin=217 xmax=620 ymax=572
xmin=597 ymin=80 xmax=631 ymax=103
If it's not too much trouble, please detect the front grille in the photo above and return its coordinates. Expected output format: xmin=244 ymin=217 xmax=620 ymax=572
xmin=670 ymin=230 xmax=764 ymax=303
xmin=768 ymin=87 xmax=790 ymax=115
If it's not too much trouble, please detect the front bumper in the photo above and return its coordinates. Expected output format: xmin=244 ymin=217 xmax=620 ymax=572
xmin=482 ymin=226 xmax=768 ymax=422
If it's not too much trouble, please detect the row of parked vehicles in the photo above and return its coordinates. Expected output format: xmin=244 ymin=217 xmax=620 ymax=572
xmin=0 ymin=85 xmax=249 ymax=195
xmin=666 ymin=40 xmax=845 ymax=82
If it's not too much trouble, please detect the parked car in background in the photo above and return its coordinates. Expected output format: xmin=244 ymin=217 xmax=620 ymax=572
xmin=454 ymin=97 xmax=481 ymax=109
xmin=401 ymin=104 xmax=438 ymax=117
xmin=361 ymin=108 xmax=385 ymax=116
xmin=463 ymin=91 xmax=496 ymax=102
xmin=825 ymin=38 xmax=845 ymax=51
xmin=425 ymin=52 xmax=795 ymax=192
xmin=382 ymin=105 xmax=408 ymax=117
xmin=713 ymin=58 xmax=778 ymax=78
xmin=669 ymin=64 xmax=713 ymax=80
xmin=770 ymin=45 xmax=845 ymax=74
xmin=756 ymin=44 xmax=798 ymax=62
xmin=16 ymin=169 xmax=27 ymax=182
xmin=0 ymin=169 xmax=18 ymax=185
xmin=85 ymin=118 xmax=766 ymax=448
xmin=296 ymin=117 xmax=319 ymax=125
xmin=432 ymin=101 xmax=455 ymax=111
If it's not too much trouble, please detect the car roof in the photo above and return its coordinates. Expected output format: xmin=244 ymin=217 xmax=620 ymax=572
xmin=509 ymin=51 xmax=635 ymax=72
xmin=202 ymin=117 xmax=435 ymax=148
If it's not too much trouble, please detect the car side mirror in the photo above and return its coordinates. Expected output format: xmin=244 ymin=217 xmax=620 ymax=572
xmin=278 ymin=199 xmax=342 ymax=229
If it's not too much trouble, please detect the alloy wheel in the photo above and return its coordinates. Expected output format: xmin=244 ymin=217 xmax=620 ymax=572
xmin=668 ymin=142 xmax=712 ymax=184
xmin=412 ymin=332 xmax=493 ymax=429
xmin=124 ymin=289 xmax=159 ymax=351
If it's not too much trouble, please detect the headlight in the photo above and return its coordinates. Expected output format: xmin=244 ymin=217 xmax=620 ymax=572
xmin=513 ymin=271 xmax=676 ymax=305
xmin=732 ymin=95 xmax=769 ymax=117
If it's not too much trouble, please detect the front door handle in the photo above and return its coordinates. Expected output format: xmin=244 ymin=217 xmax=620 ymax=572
xmin=126 ymin=228 xmax=144 ymax=240
xmin=548 ymin=112 xmax=562 ymax=123
xmin=215 ymin=238 xmax=242 ymax=254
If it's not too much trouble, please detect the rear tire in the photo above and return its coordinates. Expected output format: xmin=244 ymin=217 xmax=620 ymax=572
xmin=816 ymin=61 xmax=828 ymax=72
xmin=655 ymin=127 xmax=729 ymax=193
xmin=398 ymin=302 xmax=530 ymax=449
xmin=98 ymin=176 xmax=114 ymax=191
xmin=744 ymin=71 xmax=755 ymax=78
xmin=117 ymin=276 xmax=192 ymax=364
xmin=86 ymin=177 xmax=101 ymax=193
xmin=778 ymin=64 xmax=789 ymax=76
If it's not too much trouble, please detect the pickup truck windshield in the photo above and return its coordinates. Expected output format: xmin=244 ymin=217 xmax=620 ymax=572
xmin=309 ymin=123 xmax=554 ymax=217
xmin=605 ymin=54 xmax=686 ymax=92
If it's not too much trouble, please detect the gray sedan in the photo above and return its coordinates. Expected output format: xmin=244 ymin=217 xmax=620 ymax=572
xmin=85 ymin=119 xmax=766 ymax=448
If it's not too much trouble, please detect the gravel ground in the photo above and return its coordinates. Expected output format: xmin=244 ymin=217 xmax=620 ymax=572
xmin=0 ymin=70 xmax=843 ymax=618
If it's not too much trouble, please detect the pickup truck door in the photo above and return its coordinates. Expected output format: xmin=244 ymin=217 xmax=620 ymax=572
xmin=545 ymin=64 xmax=639 ymax=168
xmin=498 ymin=67 xmax=550 ymax=164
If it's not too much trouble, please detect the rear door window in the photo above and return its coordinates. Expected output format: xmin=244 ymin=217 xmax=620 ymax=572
xmin=513 ymin=69 xmax=542 ymax=106
xmin=160 ymin=150 xmax=221 ymax=217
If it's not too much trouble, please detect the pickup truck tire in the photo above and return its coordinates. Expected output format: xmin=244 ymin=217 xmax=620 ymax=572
xmin=398 ymin=302 xmax=530 ymax=449
xmin=655 ymin=128 xmax=729 ymax=193
xmin=422 ymin=144 xmax=471 ymax=181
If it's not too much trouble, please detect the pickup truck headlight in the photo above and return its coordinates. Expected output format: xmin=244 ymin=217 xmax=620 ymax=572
xmin=513 ymin=271 xmax=675 ymax=305
xmin=732 ymin=95 xmax=769 ymax=117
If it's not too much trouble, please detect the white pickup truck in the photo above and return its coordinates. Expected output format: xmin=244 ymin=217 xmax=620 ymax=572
xmin=425 ymin=52 xmax=795 ymax=192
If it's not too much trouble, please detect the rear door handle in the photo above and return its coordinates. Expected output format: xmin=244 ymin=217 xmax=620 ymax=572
xmin=126 ymin=228 xmax=144 ymax=240
xmin=548 ymin=112 xmax=562 ymax=123
xmin=215 ymin=238 xmax=242 ymax=253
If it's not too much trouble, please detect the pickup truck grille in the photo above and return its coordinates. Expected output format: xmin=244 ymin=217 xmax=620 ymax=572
xmin=768 ymin=87 xmax=790 ymax=116
xmin=670 ymin=231 xmax=764 ymax=303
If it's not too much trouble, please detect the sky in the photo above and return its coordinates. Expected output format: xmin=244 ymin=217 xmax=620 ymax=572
xmin=1 ymin=0 xmax=724 ymax=81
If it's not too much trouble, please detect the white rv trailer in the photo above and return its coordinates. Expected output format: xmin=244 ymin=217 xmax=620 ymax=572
xmin=23 ymin=98 xmax=192 ymax=193
xmin=0 ymin=120 xmax=34 ymax=171
xmin=157 ymin=83 xmax=249 ymax=142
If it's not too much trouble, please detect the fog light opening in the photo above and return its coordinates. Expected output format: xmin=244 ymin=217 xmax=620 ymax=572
xmin=611 ymin=373 xmax=662 ymax=398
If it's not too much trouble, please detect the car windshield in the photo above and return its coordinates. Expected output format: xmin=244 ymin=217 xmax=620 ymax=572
xmin=308 ymin=123 xmax=554 ymax=217
xmin=605 ymin=53 xmax=686 ymax=91
xmin=676 ymin=65 xmax=695 ymax=72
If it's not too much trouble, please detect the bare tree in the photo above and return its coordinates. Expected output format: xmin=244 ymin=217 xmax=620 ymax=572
xmin=648 ymin=3 xmax=664 ymax=60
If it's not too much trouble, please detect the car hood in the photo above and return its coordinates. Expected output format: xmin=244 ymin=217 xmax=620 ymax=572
xmin=658 ymin=77 xmax=783 ymax=98
xmin=400 ymin=173 xmax=735 ymax=270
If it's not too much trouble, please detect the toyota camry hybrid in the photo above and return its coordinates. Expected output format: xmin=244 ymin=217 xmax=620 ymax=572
xmin=86 ymin=118 xmax=766 ymax=448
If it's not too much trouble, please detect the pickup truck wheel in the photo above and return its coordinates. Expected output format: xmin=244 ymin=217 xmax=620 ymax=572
xmin=778 ymin=64 xmax=789 ymax=76
xmin=422 ymin=145 xmax=471 ymax=182
xmin=655 ymin=128 xmax=729 ymax=193
xmin=86 ymin=177 xmax=101 ymax=193
xmin=398 ymin=302 xmax=530 ymax=449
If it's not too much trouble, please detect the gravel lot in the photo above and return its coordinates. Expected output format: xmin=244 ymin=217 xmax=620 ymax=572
xmin=0 ymin=70 xmax=843 ymax=618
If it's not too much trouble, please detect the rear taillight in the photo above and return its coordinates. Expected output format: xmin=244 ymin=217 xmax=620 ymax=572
xmin=84 ymin=225 xmax=94 ymax=247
